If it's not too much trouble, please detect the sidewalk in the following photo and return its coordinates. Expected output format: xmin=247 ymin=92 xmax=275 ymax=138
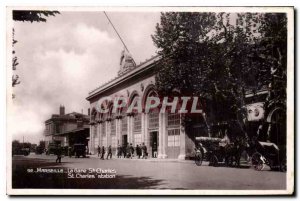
xmin=88 ymin=154 xmax=251 ymax=168
xmin=88 ymin=154 xmax=194 ymax=164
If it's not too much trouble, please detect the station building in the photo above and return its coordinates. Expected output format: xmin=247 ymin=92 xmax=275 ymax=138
xmin=86 ymin=54 xmax=190 ymax=159
xmin=86 ymin=52 xmax=284 ymax=159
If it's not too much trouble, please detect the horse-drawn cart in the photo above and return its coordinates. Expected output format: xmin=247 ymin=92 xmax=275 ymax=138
xmin=194 ymin=136 xmax=249 ymax=167
xmin=251 ymin=141 xmax=286 ymax=171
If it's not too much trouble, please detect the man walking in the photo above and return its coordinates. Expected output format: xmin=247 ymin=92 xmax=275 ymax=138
xmin=123 ymin=145 xmax=127 ymax=158
xmin=141 ymin=143 xmax=148 ymax=159
xmin=100 ymin=146 xmax=105 ymax=160
xmin=126 ymin=143 xmax=131 ymax=158
xmin=153 ymin=142 xmax=158 ymax=158
xmin=106 ymin=145 xmax=112 ymax=159
xmin=117 ymin=144 xmax=122 ymax=158
xmin=97 ymin=145 xmax=101 ymax=157
xmin=56 ymin=145 xmax=62 ymax=163
xmin=136 ymin=144 xmax=141 ymax=159
xmin=129 ymin=143 xmax=134 ymax=159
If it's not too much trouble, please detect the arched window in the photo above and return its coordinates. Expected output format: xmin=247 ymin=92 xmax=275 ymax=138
xmin=130 ymin=95 xmax=142 ymax=146
xmin=132 ymin=102 xmax=142 ymax=132
xmin=109 ymin=104 xmax=116 ymax=135
xmin=147 ymin=90 xmax=159 ymax=129
xmin=120 ymin=106 xmax=128 ymax=147
xmin=109 ymin=104 xmax=117 ymax=148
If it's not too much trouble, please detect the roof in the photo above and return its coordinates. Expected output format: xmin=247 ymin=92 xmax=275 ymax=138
xmin=45 ymin=112 xmax=89 ymax=123
xmin=86 ymin=55 xmax=161 ymax=101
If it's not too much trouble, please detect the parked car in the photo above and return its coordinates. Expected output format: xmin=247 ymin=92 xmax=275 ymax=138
xmin=12 ymin=147 xmax=30 ymax=156
xmin=46 ymin=142 xmax=57 ymax=155
xmin=35 ymin=146 xmax=44 ymax=155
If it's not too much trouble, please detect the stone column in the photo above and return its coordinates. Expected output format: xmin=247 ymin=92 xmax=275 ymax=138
xmin=116 ymin=119 xmax=121 ymax=146
xmin=178 ymin=114 xmax=186 ymax=160
xmin=141 ymin=113 xmax=145 ymax=144
xmin=116 ymin=118 xmax=121 ymax=155
xmin=106 ymin=121 xmax=110 ymax=147
xmin=93 ymin=125 xmax=96 ymax=154
xmin=88 ymin=125 xmax=93 ymax=154
xmin=99 ymin=123 xmax=102 ymax=147
xmin=144 ymin=113 xmax=149 ymax=145
xmin=94 ymin=123 xmax=100 ymax=149
xmin=162 ymin=113 xmax=168 ymax=158
xmin=131 ymin=116 xmax=134 ymax=144
xmin=127 ymin=116 xmax=131 ymax=144
xmin=158 ymin=113 xmax=167 ymax=158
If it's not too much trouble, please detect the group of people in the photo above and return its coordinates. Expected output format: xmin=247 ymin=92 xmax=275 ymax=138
xmin=97 ymin=143 xmax=148 ymax=159
xmin=119 ymin=143 xmax=148 ymax=159
xmin=97 ymin=145 xmax=113 ymax=160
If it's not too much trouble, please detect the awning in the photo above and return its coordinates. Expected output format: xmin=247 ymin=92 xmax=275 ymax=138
xmin=55 ymin=126 xmax=89 ymax=136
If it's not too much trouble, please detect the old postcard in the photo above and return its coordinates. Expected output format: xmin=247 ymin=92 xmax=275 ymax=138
xmin=6 ymin=7 xmax=294 ymax=195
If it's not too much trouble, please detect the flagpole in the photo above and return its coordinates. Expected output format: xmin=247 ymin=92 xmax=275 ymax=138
xmin=103 ymin=11 xmax=136 ymax=65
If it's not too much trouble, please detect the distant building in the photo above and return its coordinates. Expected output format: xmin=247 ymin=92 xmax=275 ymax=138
xmin=44 ymin=105 xmax=90 ymax=148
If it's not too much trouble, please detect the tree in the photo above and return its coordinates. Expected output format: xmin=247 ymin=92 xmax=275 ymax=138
xmin=255 ymin=14 xmax=287 ymax=147
xmin=13 ymin=10 xmax=60 ymax=22
xmin=259 ymin=13 xmax=287 ymax=112
xmin=152 ymin=12 xmax=287 ymax=142
xmin=12 ymin=10 xmax=60 ymax=98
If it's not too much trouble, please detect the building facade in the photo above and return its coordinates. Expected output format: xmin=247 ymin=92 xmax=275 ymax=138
xmin=86 ymin=53 xmax=285 ymax=159
xmin=44 ymin=105 xmax=90 ymax=148
xmin=87 ymin=55 xmax=190 ymax=159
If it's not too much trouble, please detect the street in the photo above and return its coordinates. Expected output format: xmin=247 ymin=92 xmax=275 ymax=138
xmin=11 ymin=154 xmax=286 ymax=190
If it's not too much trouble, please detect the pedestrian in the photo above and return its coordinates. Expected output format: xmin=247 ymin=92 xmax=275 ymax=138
xmin=56 ymin=145 xmax=62 ymax=163
xmin=129 ymin=143 xmax=134 ymax=159
xmin=126 ymin=143 xmax=131 ymax=158
xmin=136 ymin=144 xmax=141 ymax=159
xmin=153 ymin=142 xmax=158 ymax=158
xmin=97 ymin=145 xmax=101 ymax=157
xmin=117 ymin=144 xmax=121 ymax=158
xmin=123 ymin=145 xmax=127 ymax=158
xmin=141 ymin=143 xmax=148 ymax=159
xmin=100 ymin=146 xmax=105 ymax=160
xmin=107 ymin=145 xmax=112 ymax=159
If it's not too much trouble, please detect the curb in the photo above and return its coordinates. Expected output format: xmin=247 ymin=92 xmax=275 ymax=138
xmin=88 ymin=155 xmax=194 ymax=164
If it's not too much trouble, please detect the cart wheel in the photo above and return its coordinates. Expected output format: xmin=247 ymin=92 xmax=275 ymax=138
xmin=210 ymin=155 xmax=218 ymax=167
xmin=251 ymin=152 xmax=264 ymax=171
xmin=194 ymin=152 xmax=203 ymax=166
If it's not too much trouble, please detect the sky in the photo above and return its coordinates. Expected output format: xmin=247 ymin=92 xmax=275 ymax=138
xmin=10 ymin=11 xmax=161 ymax=144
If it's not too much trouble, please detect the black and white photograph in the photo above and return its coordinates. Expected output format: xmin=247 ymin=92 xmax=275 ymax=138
xmin=6 ymin=7 xmax=294 ymax=195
